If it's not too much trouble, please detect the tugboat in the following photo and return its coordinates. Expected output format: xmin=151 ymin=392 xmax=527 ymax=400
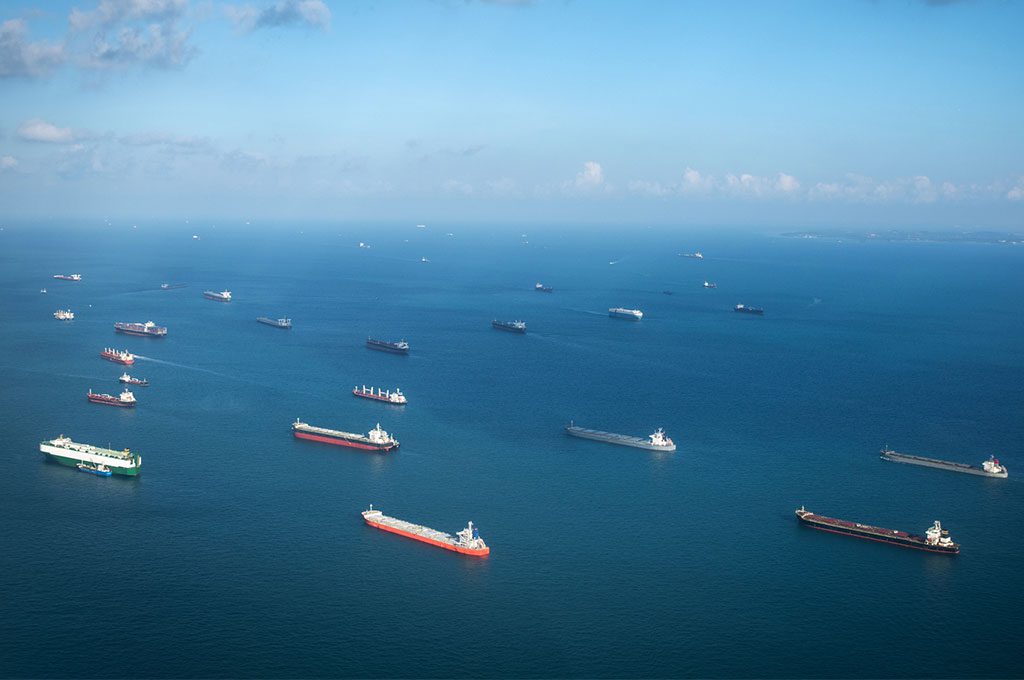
xmin=353 ymin=385 xmax=407 ymax=405
xmin=203 ymin=290 xmax=232 ymax=301
xmin=87 ymin=388 xmax=136 ymax=408
xmin=54 ymin=309 xmax=74 ymax=320
xmin=76 ymin=462 xmax=113 ymax=477
xmin=367 ymin=338 xmax=409 ymax=354
xmin=535 ymin=282 xmax=553 ymax=293
xmin=100 ymin=348 xmax=135 ymax=365
xmin=119 ymin=372 xmax=149 ymax=386
xmin=703 ymin=281 xmax=717 ymax=289
xmin=734 ymin=304 xmax=764 ymax=315
xmin=492 ymin=319 xmax=527 ymax=333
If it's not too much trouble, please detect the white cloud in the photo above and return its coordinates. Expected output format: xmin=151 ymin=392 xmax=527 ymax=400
xmin=0 ymin=19 xmax=65 ymax=78
xmin=1007 ymin=177 xmax=1024 ymax=201
xmin=70 ymin=0 xmax=197 ymax=70
xmin=17 ymin=118 xmax=75 ymax=143
xmin=680 ymin=167 xmax=714 ymax=195
xmin=573 ymin=161 xmax=604 ymax=189
xmin=776 ymin=172 xmax=801 ymax=194
xmin=226 ymin=0 xmax=331 ymax=33
xmin=1 ymin=155 xmax=17 ymax=169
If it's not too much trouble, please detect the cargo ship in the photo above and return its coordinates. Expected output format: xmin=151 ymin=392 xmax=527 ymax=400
xmin=367 ymin=338 xmax=409 ymax=354
xmin=680 ymin=252 xmax=704 ymax=259
xmin=292 ymin=419 xmax=399 ymax=452
xmin=76 ymin=462 xmax=112 ymax=477
xmin=535 ymin=282 xmax=553 ymax=293
xmin=40 ymin=436 xmax=141 ymax=476
xmin=880 ymin=448 xmax=1008 ymax=478
xmin=100 ymin=347 xmax=135 ymax=365
xmin=160 ymin=283 xmax=187 ymax=290
xmin=115 ymin=321 xmax=167 ymax=337
xmin=565 ymin=422 xmax=676 ymax=451
xmin=795 ymin=506 xmax=959 ymax=554
xmin=353 ymin=385 xmax=407 ymax=405
xmin=492 ymin=319 xmax=526 ymax=333
xmin=54 ymin=309 xmax=74 ymax=320
xmin=53 ymin=273 xmax=82 ymax=281
xmin=362 ymin=505 xmax=490 ymax=557
xmin=703 ymin=281 xmax=717 ymax=289
xmin=734 ymin=304 xmax=764 ymax=315
xmin=119 ymin=372 xmax=148 ymax=386
xmin=87 ymin=388 xmax=136 ymax=408
xmin=257 ymin=316 xmax=292 ymax=329
xmin=203 ymin=290 xmax=232 ymax=301
xmin=609 ymin=307 xmax=643 ymax=320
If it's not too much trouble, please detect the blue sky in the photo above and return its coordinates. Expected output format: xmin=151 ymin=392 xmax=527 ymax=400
xmin=1 ymin=0 xmax=1022 ymax=227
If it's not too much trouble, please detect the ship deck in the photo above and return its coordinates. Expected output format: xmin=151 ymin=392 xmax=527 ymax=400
xmin=367 ymin=513 xmax=455 ymax=545
xmin=567 ymin=426 xmax=648 ymax=445
xmin=43 ymin=440 xmax=135 ymax=461
xmin=293 ymin=422 xmax=367 ymax=441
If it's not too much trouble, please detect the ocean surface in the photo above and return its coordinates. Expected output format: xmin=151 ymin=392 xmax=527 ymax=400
xmin=1 ymin=223 xmax=1022 ymax=678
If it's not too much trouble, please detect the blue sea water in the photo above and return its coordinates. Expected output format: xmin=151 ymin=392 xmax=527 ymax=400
xmin=1 ymin=223 xmax=1022 ymax=678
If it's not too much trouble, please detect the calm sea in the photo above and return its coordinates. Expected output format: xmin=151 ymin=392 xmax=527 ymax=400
xmin=1 ymin=223 xmax=1022 ymax=678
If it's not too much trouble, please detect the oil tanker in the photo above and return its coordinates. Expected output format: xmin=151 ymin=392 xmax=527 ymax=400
xmin=880 ymin=448 xmax=1007 ymax=478
xmin=292 ymin=419 xmax=399 ymax=452
xmin=362 ymin=505 xmax=489 ymax=557
xmin=795 ymin=506 xmax=959 ymax=554
xmin=565 ymin=422 xmax=676 ymax=451
xmin=40 ymin=435 xmax=141 ymax=476
xmin=87 ymin=388 xmax=136 ymax=407
xmin=115 ymin=321 xmax=167 ymax=337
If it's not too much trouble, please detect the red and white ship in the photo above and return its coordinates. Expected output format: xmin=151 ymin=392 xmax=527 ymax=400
xmin=114 ymin=321 xmax=167 ymax=337
xmin=292 ymin=419 xmax=399 ymax=452
xmin=53 ymin=273 xmax=82 ymax=281
xmin=362 ymin=505 xmax=490 ymax=557
xmin=100 ymin=348 xmax=135 ymax=365
xmin=87 ymin=388 xmax=136 ymax=408
xmin=353 ymin=385 xmax=407 ymax=405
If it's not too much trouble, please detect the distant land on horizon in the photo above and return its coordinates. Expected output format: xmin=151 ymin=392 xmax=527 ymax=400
xmin=781 ymin=229 xmax=1024 ymax=245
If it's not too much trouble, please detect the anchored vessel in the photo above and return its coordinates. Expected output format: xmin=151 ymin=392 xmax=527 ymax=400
xmin=115 ymin=321 xmax=167 ymax=337
xmin=203 ymin=290 xmax=232 ymax=302
xmin=292 ymin=419 xmax=399 ymax=452
xmin=54 ymin=309 xmax=74 ymax=320
xmin=53 ymin=273 xmax=82 ymax=281
xmin=119 ymin=372 xmax=148 ymax=386
xmin=367 ymin=338 xmax=409 ymax=354
xmin=160 ymin=283 xmax=187 ymax=290
xmin=680 ymin=252 xmax=704 ymax=259
xmin=535 ymin=282 xmax=553 ymax=293
xmin=353 ymin=385 xmax=407 ymax=405
xmin=362 ymin=505 xmax=490 ymax=557
xmin=881 ymin=448 xmax=1008 ymax=478
xmin=77 ymin=462 xmax=112 ymax=476
xmin=492 ymin=319 xmax=526 ymax=333
xmin=40 ymin=436 xmax=141 ymax=476
xmin=565 ymin=422 xmax=676 ymax=452
xmin=87 ymin=388 xmax=136 ymax=408
xmin=735 ymin=304 xmax=764 ymax=315
xmin=100 ymin=348 xmax=135 ymax=365
xmin=703 ymin=281 xmax=717 ymax=289
xmin=257 ymin=316 xmax=292 ymax=329
xmin=609 ymin=307 xmax=644 ymax=320
xmin=795 ymin=506 xmax=959 ymax=554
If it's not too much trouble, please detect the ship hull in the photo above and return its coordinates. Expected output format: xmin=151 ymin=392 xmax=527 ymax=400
xmin=881 ymin=451 xmax=1007 ymax=478
xmin=796 ymin=513 xmax=958 ymax=554
xmin=353 ymin=391 xmax=405 ymax=404
xmin=87 ymin=395 xmax=135 ymax=407
xmin=40 ymin=448 xmax=140 ymax=476
xmin=566 ymin=426 xmax=676 ymax=452
xmin=492 ymin=324 xmax=526 ymax=333
xmin=608 ymin=312 xmax=641 ymax=320
xmin=366 ymin=343 xmax=408 ymax=354
xmin=293 ymin=430 xmax=395 ymax=452
xmin=115 ymin=329 xmax=165 ymax=337
xmin=101 ymin=355 xmax=134 ymax=365
xmin=363 ymin=517 xmax=489 ymax=557
xmin=203 ymin=294 xmax=230 ymax=302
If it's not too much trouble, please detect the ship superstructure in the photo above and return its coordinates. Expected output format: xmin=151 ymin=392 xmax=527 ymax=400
xmin=565 ymin=422 xmax=676 ymax=451
xmin=881 ymin=448 xmax=1008 ymax=478
xmin=40 ymin=436 xmax=141 ymax=476
xmin=795 ymin=506 xmax=959 ymax=554
xmin=609 ymin=307 xmax=643 ymax=320
xmin=353 ymin=386 xmax=407 ymax=405
xmin=100 ymin=348 xmax=135 ymax=365
xmin=115 ymin=321 xmax=167 ymax=337
xmin=292 ymin=419 xmax=399 ymax=452
xmin=362 ymin=505 xmax=490 ymax=557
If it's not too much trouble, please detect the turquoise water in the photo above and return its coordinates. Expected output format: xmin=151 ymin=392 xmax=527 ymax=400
xmin=1 ymin=224 xmax=1022 ymax=678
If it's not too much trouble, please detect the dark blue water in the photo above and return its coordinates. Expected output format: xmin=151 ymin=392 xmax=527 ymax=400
xmin=1 ymin=224 xmax=1022 ymax=678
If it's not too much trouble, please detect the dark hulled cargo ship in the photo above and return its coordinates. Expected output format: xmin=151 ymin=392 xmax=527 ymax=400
xmin=115 ymin=321 xmax=167 ymax=337
xmin=492 ymin=319 xmax=526 ymax=333
xmin=366 ymin=338 xmax=409 ymax=354
xmin=734 ymin=304 xmax=764 ymax=315
xmin=795 ymin=506 xmax=959 ymax=554
xmin=880 ymin=448 xmax=1007 ymax=478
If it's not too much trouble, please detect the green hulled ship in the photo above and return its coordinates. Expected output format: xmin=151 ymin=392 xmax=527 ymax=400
xmin=40 ymin=436 xmax=141 ymax=476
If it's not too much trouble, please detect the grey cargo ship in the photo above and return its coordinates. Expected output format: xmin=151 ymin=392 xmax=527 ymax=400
xmin=565 ymin=422 xmax=676 ymax=451
xmin=880 ymin=448 xmax=1007 ymax=478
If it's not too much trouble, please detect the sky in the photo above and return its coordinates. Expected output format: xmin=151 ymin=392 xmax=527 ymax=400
xmin=0 ymin=0 xmax=1022 ymax=228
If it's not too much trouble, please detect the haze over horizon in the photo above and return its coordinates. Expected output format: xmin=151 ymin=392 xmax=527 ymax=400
xmin=1 ymin=0 xmax=1022 ymax=228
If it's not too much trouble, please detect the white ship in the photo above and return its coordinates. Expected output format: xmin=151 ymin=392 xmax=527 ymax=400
xmin=203 ymin=290 xmax=232 ymax=301
xmin=609 ymin=307 xmax=643 ymax=320
xmin=39 ymin=436 xmax=142 ymax=476
xmin=54 ymin=309 xmax=74 ymax=320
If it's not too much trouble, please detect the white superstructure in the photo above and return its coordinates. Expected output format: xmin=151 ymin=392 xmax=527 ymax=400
xmin=54 ymin=309 xmax=74 ymax=320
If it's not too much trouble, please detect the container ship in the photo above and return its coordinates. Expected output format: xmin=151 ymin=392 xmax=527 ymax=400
xmin=795 ymin=506 xmax=959 ymax=554
xmin=353 ymin=385 xmax=407 ymax=405
xmin=609 ymin=307 xmax=643 ymax=320
xmin=362 ymin=505 xmax=490 ymax=557
xmin=54 ymin=309 xmax=74 ymax=320
xmin=734 ymin=304 xmax=764 ymax=315
xmin=565 ymin=422 xmax=676 ymax=451
xmin=492 ymin=319 xmax=526 ymax=333
xmin=203 ymin=290 xmax=232 ymax=301
xmin=292 ymin=419 xmax=399 ymax=452
xmin=535 ymin=282 xmax=553 ymax=293
xmin=680 ymin=252 xmax=704 ymax=259
xmin=53 ymin=273 xmax=82 ymax=281
xmin=367 ymin=338 xmax=409 ymax=354
xmin=87 ymin=388 xmax=136 ymax=407
xmin=40 ymin=436 xmax=141 ymax=476
xmin=257 ymin=316 xmax=292 ymax=329
xmin=880 ymin=448 xmax=1008 ymax=478
xmin=115 ymin=321 xmax=167 ymax=337
xmin=100 ymin=347 xmax=135 ymax=365
xmin=119 ymin=372 xmax=148 ymax=386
